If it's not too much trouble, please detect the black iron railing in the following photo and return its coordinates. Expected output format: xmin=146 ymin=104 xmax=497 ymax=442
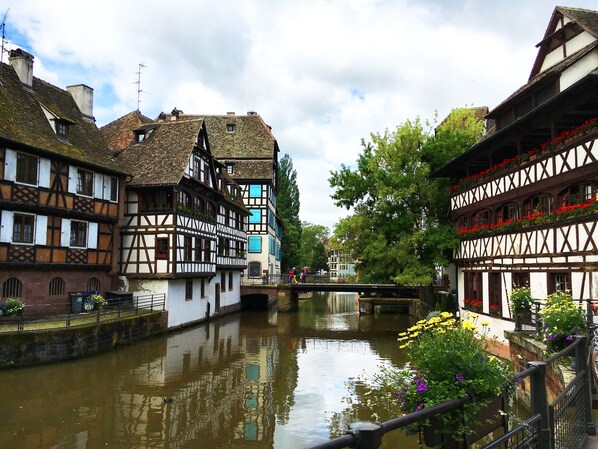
xmin=0 ymin=293 xmax=166 ymax=333
xmin=307 ymin=336 xmax=594 ymax=449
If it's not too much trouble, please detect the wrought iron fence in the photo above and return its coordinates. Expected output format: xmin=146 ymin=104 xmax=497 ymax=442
xmin=306 ymin=336 xmax=593 ymax=449
xmin=0 ymin=293 xmax=166 ymax=333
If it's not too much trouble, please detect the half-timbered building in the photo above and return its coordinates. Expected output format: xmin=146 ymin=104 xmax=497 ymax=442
xmin=0 ymin=49 xmax=128 ymax=317
xmin=205 ymin=113 xmax=282 ymax=280
xmin=101 ymin=110 xmax=248 ymax=327
xmin=435 ymin=6 xmax=598 ymax=339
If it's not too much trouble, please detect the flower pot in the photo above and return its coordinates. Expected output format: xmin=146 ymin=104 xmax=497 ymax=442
xmin=422 ymin=396 xmax=506 ymax=448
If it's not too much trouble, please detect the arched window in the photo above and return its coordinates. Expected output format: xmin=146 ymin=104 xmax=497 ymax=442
xmin=524 ymin=194 xmax=553 ymax=216
xmin=194 ymin=196 xmax=205 ymax=214
xmin=206 ymin=202 xmax=216 ymax=218
xmin=177 ymin=190 xmax=190 ymax=208
xmin=495 ymin=202 xmax=520 ymax=224
xmin=49 ymin=277 xmax=65 ymax=296
xmin=456 ymin=215 xmax=469 ymax=229
xmin=87 ymin=277 xmax=100 ymax=293
xmin=472 ymin=209 xmax=491 ymax=227
xmin=3 ymin=278 xmax=22 ymax=298
xmin=558 ymin=182 xmax=598 ymax=207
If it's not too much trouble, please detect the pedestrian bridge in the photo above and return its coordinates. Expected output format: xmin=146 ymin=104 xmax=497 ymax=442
xmin=240 ymin=280 xmax=422 ymax=313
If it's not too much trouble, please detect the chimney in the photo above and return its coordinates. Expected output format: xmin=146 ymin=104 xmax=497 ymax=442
xmin=8 ymin=49 xmax=34 ymax=88
xmin=67 ymin=84 xmax=94 ymax=120
xmin=227 ymin=111 xmax=235 ymax=116
xmin=171 ymin=107 xmax=182 ymax=120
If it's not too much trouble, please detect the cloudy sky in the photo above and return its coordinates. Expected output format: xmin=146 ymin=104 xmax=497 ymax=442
xmin=3 ymin=1 xmax=597 ymax=231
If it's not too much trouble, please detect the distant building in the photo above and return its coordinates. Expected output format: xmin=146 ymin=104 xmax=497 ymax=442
xmin=328 ymin=248 xmax=356 ymax=281
xmin=435 ymin=6 xmax=598 ymax=339
xmin=205 ymin=113 xmax=282 ymax=280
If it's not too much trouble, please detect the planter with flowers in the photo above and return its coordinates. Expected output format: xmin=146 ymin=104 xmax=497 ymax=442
xmin=371 ymin=313 xmax=513 ymax=448
xmin=83 ymin=293 xmax=106 ymax=312
xmin=463 ymin=297 xmax=482 ymax=312
xmin=0 ymin=298 xmax=25 ymax=317
xmin=539 ymin=292 xmax=586 ymax=353
xmin=509 ymin=287 xmax=533 ymax=330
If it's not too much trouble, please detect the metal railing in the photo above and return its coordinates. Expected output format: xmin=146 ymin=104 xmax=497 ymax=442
xmin=306 ymin=336 xmax=593 ymax=449
xmin=0 ymin=293 xmax=166 ymax=333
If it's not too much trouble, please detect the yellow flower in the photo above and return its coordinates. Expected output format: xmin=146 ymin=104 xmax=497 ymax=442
xmin=441 ymin=311 xmax=452 ymax=319
xmin=399 ymin=344 xmax=409 ymax=349
xmin=398 ymin=332 xmax=407 ymax=337
xmin=411 ymin=332 xmax=420 ymax=338
xmin=480 ymin=321 xmax=490 ymax=326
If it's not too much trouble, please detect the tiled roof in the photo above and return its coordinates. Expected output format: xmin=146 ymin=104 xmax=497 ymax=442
xmin=101 ymin=110 xmax=153 ymax=152
xmin=557 ymin=6 xmax=598 ymax=38
xmin=204 ymin=114 xmax=278 ymax=158
xmin=111 ymin=117 xmax=204 ymax=186
xmin=0 ymin=61 xmax=125 ymax=174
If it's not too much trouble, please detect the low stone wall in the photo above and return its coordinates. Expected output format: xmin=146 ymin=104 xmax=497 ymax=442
xmin=0 ymin=312 xmax=167 ymax=368
xmin=505 ymin=331 xmax=575 ymax=402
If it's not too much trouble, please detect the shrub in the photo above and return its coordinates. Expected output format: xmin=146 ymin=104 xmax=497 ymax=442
xmin=83 ymin=293 xmax=106 ymax=311
xmin=539 ymin=292 xmax=586 ymax=352
xmin=509 ymin=287 xmax=532 ymax=315
xmin=1 ymin=298 xmax=25 ymax=316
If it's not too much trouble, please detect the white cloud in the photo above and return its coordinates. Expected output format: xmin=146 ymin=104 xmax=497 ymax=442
xmin=4 ymin=0 xmax=597 ymax=229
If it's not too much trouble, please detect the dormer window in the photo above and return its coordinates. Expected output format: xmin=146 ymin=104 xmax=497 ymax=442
xmin=226 ymin=163 xmax=234 ymax=174
xmin=56 ymin=120 xmax=69 ymax=138
xmin=226 ymin=123 xmax=236 ymax=133
xmin=135 ymin=131 xmax=146 ymax=142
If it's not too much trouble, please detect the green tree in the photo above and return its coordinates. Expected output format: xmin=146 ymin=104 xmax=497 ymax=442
xmin=329 ymin=108 xmax=483 ymax=285
xmin=299 ymin=222 xmax=329 ymax=272
xmin=278 ymin=154 xmax=302 ymax=272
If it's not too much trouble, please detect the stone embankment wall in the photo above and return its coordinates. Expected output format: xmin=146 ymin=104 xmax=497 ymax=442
xmin=0 ymin=312 xmax=167 ymax=368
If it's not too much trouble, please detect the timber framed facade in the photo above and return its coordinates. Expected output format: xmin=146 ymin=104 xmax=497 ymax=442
xmin=0 ymin=49 xmax=127 ymax=317
xmin=436 ymin=6 xmax=598 ymax=339
xmin=101 ymin=110 xmax=248 ymax=327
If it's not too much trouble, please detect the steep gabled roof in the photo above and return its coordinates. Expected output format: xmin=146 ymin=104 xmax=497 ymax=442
xmin=110 ymin=116 xmax=205 ymax=186
xmin=204 ymin=113 xmax=279 ymax=160
xmin=529 ymin=6 xmax=598 ymax=80
xmin=0 ymin=61 xmax=125 ymax=173
xmin=100 ymin=110 xmax=153 ymax=153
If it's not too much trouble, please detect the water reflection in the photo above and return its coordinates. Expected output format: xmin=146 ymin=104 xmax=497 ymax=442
xmin=0 ymin=292 xmax=415 ymax=449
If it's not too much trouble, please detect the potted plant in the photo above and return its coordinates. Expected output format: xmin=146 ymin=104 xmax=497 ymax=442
xmin=0 ymin=298 xmax=25 ymax=317
xmin=509 ymin=287 xmax=533 ymax=330
xmin=371 ymin=313 xmax=513 ymax=448
xmin=83 ymin=293 xmax=106 ymax=312
xmin=539 ymin=292 xmax=586 ymax=353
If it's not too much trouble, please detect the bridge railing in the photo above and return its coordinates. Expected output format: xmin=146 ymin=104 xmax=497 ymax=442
xmin=241 ymin=273 xmax=336 ymax=286
xmin=307 ymin=335 xmax=593 ymax=449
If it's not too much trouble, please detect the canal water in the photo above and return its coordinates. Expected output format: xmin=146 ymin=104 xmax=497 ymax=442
xmin=0 ymin=292 xmax=421 ymax=449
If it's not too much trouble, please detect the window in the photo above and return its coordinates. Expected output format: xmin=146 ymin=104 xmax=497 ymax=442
xmin=248 ymin=209 xmax=261 ymax=224
xmin=134 ymin=131 xmax=146 ymax=142
xmin=87 ymin=277 xmax=100 ymax=292
xmin=49 ymin=277 xmax=65 ymax=296
xmin=550 ymin=273 xmax=571 ymax=294
xmin=221 ymin=272 xmax=226 ymax=291
xmin=3 ymin=278 xmax=22 ymax=297
xmin=140 ymin=190 xmax=173 ymax=212
xmin=204 ymin=239 xmax=211 ymax=262
xmin=110 ymin=177 xmax=118 ymax=202
xmin=16 ymin=153 xmax=38 ymax=185
xmin=472 ymin=210 xmax=490 ymax=227
xmin=488 ymin=273 xmax=502 ymax=317
xmin=195 ymin=238 xmax=202 ymax=261
xmin=229 ymin=272 xmax=233 ymax=291
xmin=194 ymin=196 xmax=204 ymax=215
xmin=248 ymin=262 xmax=261 ymax=278
xmin=226 ymin=123 xmax=236 ymax=133
xmin=177 ymin=190 xmax=190 ymax=208
xmin=56 ymin=121 xmax=69 ymax=138
xmin=456 ymin=215 xmax=468 ymax=229
xmin=201 ymin=279 xmax=205 ymax=298
xmin=226 ymin=163 xmax=234 ymax=174
xmin=496 ymin=202 xmax=519 ymax=224
xmin=524 ymin=194 xmax=553 ymax=215
xmin=512 ymin=272 xmax=530 ymax=289
xmin=77 ymin=169 xmax=94 ymax=196
xmin=185 ymin=279 xmax=193 ymax=300
xmin=157 ymin=238 xmax=169 ymax=259
xmin=248 ymin=236 xmax=262 ymax=253
xmin=13 ymin=214 xmax=34 ymax=243
xmin=70 ymin=221 xmax=87 ymax=247
xmin=249 ymin=185 xmax=261 ymax=198
xmin=464 ymin=272 xmax=483 ymax=301
xmin=184 ymin=236 xmax=192 ymax=261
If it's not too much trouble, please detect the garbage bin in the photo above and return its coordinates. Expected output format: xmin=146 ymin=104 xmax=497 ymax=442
xmin=70 ymin=293 xmax=85 ymax=314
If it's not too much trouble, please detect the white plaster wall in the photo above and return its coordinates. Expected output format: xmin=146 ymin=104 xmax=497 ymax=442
xmin=461 ymin=310 xmax=512 ymax=343
xmin=167 ymin=279 xmax=210 ymax=328
xmin=217 ymin=270 xmax=242 ymax=308
xmin=530 ymin=272 xmax=548 ymax=300
xmin=561 ymin=50 xmax=598 ymax=91
xmin=482 ymin=271 xmax=489 ymax=314
xmin=502 ymin=272 xmax=513 ymax=320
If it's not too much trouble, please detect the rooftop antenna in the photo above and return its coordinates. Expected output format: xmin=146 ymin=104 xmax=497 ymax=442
xmin=0 ymin=9 xmax=9 ymax=84
xmin=135 ymin=63 xmax=146 ymax=112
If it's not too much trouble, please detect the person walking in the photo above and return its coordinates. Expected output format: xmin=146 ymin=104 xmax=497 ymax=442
xmin=288 ymin=268 xmax=294 ymax=284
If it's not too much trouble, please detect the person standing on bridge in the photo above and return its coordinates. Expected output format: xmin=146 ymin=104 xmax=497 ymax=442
xmin=301 ymin=267 xmax=308 ymax=283
xmin=288 ymin=268 xmax=294 ymax=284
